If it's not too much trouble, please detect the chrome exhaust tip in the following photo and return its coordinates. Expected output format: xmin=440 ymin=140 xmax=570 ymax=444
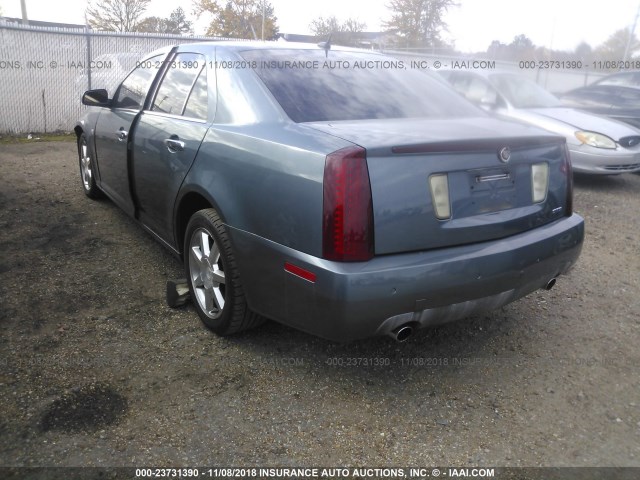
xmin=545 ymin=278 xmax=557 ymax=290
xmin=390 ymin=325 xmax=414 ymax=342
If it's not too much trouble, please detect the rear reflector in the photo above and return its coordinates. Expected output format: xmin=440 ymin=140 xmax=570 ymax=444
xmin=429 ymin=174 xmax=451 ymax=219
xmin=531 ymin=162 xmax=549 ymax=203
xmin=284 ymin=262 xmax=317 ymax=283
xmin=562 ymin=144 xmax=573 ymax=216
xmin=322 ymin=146 xmax=374 ymax=262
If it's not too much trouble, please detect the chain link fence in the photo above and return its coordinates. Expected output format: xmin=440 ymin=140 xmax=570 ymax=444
xmin=0 ymin=21 xmax=241 ymax=134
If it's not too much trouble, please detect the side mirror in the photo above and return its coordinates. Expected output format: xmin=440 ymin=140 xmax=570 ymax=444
xmin=82 ymin=89 xmax=110 ymax=107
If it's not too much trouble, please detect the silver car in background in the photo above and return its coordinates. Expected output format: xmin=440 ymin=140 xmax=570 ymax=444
xmin=440 ymin=70 xmax=640 ymax=174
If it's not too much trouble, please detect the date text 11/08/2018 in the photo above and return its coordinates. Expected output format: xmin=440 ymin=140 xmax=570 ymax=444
xmin=519 ymin=60 xmax=640 ymax=70
xmin=133 ymin=467 xmax=497 ymax=478
xmin=134 ymin=59 xmax=501 ymax=71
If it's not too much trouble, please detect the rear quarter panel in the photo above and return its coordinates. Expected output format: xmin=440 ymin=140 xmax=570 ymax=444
xmin=179 ymin=47 xmax=354 ymax=257
xmin=181 ymin=123 xmax=350 ymax=257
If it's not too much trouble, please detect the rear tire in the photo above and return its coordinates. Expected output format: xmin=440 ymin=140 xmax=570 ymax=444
xmin=184 ymin=208 xmax=264 ymax=335
xmin=77 ymin=133 xmax=102 ymax=199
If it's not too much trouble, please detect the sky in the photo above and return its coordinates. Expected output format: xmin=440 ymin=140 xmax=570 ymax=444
xmin=0 ymin=0 xmax=637 ymax=52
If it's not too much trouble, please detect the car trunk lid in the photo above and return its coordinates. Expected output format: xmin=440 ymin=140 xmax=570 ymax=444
xmin=308 ymin=117 xmax=570 ymax=255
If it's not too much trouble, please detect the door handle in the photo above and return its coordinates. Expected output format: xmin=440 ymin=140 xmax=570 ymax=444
xmin=164 ymin=137 xmax=185 ymax=153
xmin=116 ymin=128 xmax=128 ymax=141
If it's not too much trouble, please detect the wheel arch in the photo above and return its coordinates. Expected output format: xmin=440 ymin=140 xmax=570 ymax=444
xmin=174 ymin=188 xmax=226 ymax=258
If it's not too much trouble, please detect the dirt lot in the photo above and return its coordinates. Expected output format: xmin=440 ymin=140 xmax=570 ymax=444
xmin=1 ymin=141 xmax=639 ymax=471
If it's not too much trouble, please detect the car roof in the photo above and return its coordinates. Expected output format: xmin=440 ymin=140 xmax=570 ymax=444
xmin=211 ymin=40 xmax=372 ymax=51
xmin=439 ymin=69 xmax=527 ymax=83
xmin=144 ymin=40 xmax=383 ymax=58
xmin=573 ymin=84 xmax=640 ymax=94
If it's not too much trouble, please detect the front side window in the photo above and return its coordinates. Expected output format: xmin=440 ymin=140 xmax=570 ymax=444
xmin=152 ymin=53 xmax=206 ymax=117
xmin=113 ymin=55 xmax=163 ymax=109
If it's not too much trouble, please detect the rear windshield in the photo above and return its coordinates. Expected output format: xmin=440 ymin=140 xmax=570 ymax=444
xmin=240 ymin=49 xmax=481 ymax=123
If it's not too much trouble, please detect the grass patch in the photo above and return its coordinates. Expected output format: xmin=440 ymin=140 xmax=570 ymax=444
xmin=0 ymin=132 xmax=76 ymax=144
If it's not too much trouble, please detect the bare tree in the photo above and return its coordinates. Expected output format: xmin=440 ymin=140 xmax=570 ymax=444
xmin=342 ymin=18 xmax=367 ymax=34
xmin=166 ymin=7 xmax=193 ymax=34
xmin=193 ymin=0 xmax=278 ymax=39
xmin=574 ymin=42 xmax=593 ymax=63
xmin=309 ymin=16 xmax=367 ymax=46
xmin=135 ymin=16 xmax=165 ymax=33
xmin=136 ymin=7 xmax=193 ymax=34
xmin=509 ymin=34 xmax=534 ymax=52
xmin=383 ymin=0 xmax=457 ymax=48
xmin=87 ymin=0 xmax=151 ymax=32
xmin=596 ymin=28 xmax=640 ymax=61
xmin=309 ymin=16 xmax=342 ymax=37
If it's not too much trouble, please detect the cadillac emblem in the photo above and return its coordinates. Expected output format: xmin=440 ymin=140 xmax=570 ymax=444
xmin=498 ymin=147 xmax=511 ymax=163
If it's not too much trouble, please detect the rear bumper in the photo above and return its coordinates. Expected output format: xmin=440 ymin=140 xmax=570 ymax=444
xmin=230 ymin=214 xmax=584 ymax=342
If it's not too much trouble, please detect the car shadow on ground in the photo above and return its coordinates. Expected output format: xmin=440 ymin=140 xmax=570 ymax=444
xmin=213 ymin=300 xmax=530 ymax=384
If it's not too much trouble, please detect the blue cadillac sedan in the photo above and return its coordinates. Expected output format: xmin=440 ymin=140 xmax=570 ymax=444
xmin=75 ymin=42 xmax=584 ymax=342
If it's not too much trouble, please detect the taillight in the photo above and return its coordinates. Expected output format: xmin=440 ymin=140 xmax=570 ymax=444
xmin=531 ymin=162 xmax=549 ymax=203
xmin=322 ymin=146 xmax=374 ymax=262
xmin=561 ymin=143 xmax=573 ymax=216
xmin=428 ymin=174 xmax=451 ymax=219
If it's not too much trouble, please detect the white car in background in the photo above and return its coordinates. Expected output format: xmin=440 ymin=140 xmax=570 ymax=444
xmin=440 ymin=70 xmax=640 ymax=175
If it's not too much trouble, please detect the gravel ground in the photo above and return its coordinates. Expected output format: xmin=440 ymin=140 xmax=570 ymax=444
xmin=0 ymin=141 xmax=639 ymax=471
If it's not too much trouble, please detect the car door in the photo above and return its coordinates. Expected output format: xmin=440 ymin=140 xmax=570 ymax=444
xmin=132 ymin=52 xmax=211 ymax=246
xmin=94 ymin=56 xmax=163 ymax=216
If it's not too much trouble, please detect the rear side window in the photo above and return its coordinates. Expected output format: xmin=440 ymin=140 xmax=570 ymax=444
xmin=113 ymin=55 xmax=163 ymax=109
xmin=240 ymin=49 xmax=480 ymax=122
xmin=183 ymin=68 xmax=208 ymax=120
xmin=564 ymin=86 xmax=614 ymax=107
xmin=152 ymin=53 xmax=206 ymax=117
